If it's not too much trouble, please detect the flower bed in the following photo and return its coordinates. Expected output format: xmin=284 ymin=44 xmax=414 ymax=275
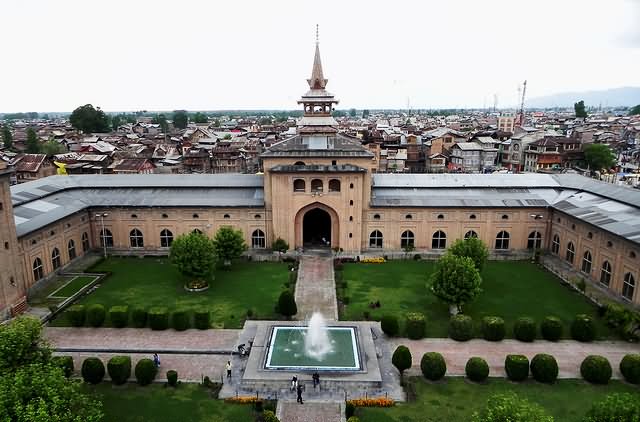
xmin=361 ymin=257 xmax=385 ymax=264
xmin=224 ymin=396 xmax=260 ymax=404
xmin=184 ymin=280 xmax=210 ymax=292
xmin=347 ymin=397 xmax=394 ymax=407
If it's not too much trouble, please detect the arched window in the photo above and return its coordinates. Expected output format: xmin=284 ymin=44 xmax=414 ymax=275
xmin=501 ymin=214 xmax=509 ymax=220
xmin=130 ymin=229 xmax=144 ymax=248
xmin=432 ymin=230 xmax=447 ymax=249
xmin=405 ymin=214 xmax=412 ymax=220
xmin=131 ymin=214 xmax=138 ymax=219
xmin=582 ymin=251 xmax=592 ymax=274
xmin=587 ymin=231 xmax=593 ymax=239
xmin=293 ymin=179 xmax=306 ymax=192
xmin=401 ymin=230 xmax=415 ymax=249
xmin=192 ymin=228 xmax=203 ymax=235
xmin=437 ymin=214 xmax=444 ymax=220
xmin=606 ymin=241 xmax=613 ymax=248
xmin=349 ymin=200 xmax=353 ymax=206
xmin=68 ymin=239 xmax=76 ymax=260
xmin=100 ymin=229 xmax=113 ymax=248
xmin=311 ymin=179 xmax=323 ymax=193
xmin=251 ymin=229 xmax=266 ymax=249
xmin=254 ymin=214 xmax=262 ymax=219
xmin=551 ymin=234 xmax=560 ymax=254
xmin=369 ymin=230 xmax=383 ymax=248
xmin=328 ymin=179 xmax=341 ymax=192
xmin=566 ymin=242 xmax=575 ymax=264
xmin=469 ymin=214 xmax=477 ymax=220
xmin=527 ymin=231 xmax=542 ymax=250
xmin=82 ymin=232 xmax=90 ymax=252
xmin=630 ymin=251 xmax=637 ymax=259
xmin=160 ymin=229 xmax=173 ymax=248
xmin=223 ymin=214 xmax=231 ymax=219
xmin=495 ymin=231 xmax=510 ymax=250
xmin=622 ymin=273 xmax=636 ymax=301
xmin=294 ymin=161 xmax=305 ymax=166
xmin=33 ymin=258 xmax=43 ymax=281
xmin=51 ymin=248 xmax=61 ymax=270
xmin=349 ymin=216 xmax=353 ymax=221
xmin=600 ymin=261 xmax=612 ymax=286
xmin=373 ymin=214 xmax=381 ymax=220
xmin=464 ymin=230 xmax=478 ymax=239
xmin=162 ymin=213 xmax=169 ymax=218
xmin=192 ymin=213 xmax=199 ymax=219
xmin=349 ymin=183 xmax=354 ymax=189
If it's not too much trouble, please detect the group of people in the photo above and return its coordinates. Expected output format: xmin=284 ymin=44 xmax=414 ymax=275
xmin=290 ymin=372 xmax=321 ymax=404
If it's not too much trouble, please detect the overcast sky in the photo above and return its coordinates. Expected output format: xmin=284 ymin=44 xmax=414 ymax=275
xmin=1 ymin=0 xmax=639 ymax=112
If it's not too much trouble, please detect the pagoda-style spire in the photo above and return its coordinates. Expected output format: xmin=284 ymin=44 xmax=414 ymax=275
xmin=307 ymin=26 xmax=328 ymax=90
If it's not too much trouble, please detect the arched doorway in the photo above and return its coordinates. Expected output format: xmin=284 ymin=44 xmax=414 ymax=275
xmin=303 ymin=208 xmax=331 ymax=247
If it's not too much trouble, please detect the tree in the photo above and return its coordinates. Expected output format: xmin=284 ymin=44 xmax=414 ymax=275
xmin=169 ymin=232 xmax=216 ymax=281
xmin=584 ymin=143 xmax=616 ymax=171
xmin=69 ymin=104 xmax=110 ymax=133
xmin=212 ymin=226 xmax=247 ymax=267
xmin=2 ymin=125 xmax=12 ymax=150
xmin=110 ymin=114 xmax=122 ymax=131
xmin=471 ymin=393 xmax=554 ymax=422
xmin=362 ymin=109 xmax=370 ymax=118
xmin=272 ymin=237 xmax=289 ymax=260
xmin=574 ymin=100 xmax=587 ymax=118
xmin=153 ymin=114 xmax=169 ymax=133
xmin=278 ymin=290 xmax=297 ymax=319
xmin=430 ymin=253 xmax=482 ymax=313
xmin=629 ymin=105 xmax=640 ymax=116
xmin=448 ymin=237 xmax=489 ymax=271
xmin=584 ymin=393 xmax=640 ymax=422
xmin=349 ymin=108 xmax=356 ymax=117
xmin=41 ymin=140 xmax=65 ymax=157
xmin=25 ymin=128 xmax=40 ymax=153
xmin=192 ymin=112 xmax=208 ymax=124
xmin=392 ymin=345 xmax=412 ymax=381
xmin=0 ymin=316 xmax=50 ymax=372
xmin=173 ymin=110 xmax=188 ymax=129
xmin=258 ymin=117 xmax=272 ymax=126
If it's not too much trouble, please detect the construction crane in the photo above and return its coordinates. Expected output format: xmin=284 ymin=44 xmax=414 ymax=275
xmin=516 ymin=80 xmax=527 ymax=126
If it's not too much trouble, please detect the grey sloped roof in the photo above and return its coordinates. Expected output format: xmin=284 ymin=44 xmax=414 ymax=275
xmin=261 ymin=134 xmax=373 ymax=158
xmin=372 ymin=173 xmax=562 ymax=189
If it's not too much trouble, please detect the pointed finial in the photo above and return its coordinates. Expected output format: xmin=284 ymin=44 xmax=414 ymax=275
xmin=316 ymin=24 xmax=319 ymax=44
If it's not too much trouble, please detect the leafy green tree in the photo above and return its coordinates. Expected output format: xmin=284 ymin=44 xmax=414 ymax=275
xmin=584 ymin=143 xmax=616 ymax=171
xmin=448 ymin=237 xmax=489 ymax=271
xmin=110 ymin=114 xmax=122 ymax=131
xmin=628 ymin=105 xmax=640 ymax=116
xmin=362 ymin=109 xmax=370 ymax=118
xmin=41 ymin=140 xmax=65 ymax=157
xmin=192 ymin=112 xmax=208 ymax=124
xmin=259 ymin=117 xmax=272 ymax=126
xmin=584 ymin=393 xmax=640 ymax=422
xmin=25 ymin=128 xmax=40 ymax=153
xmin=430 ymin=253 xmax=482 ymax=313
xmin=169 ymin=232 xmax=216 ymax=281
xmin=349 ymin=108 xmax=356 ymax=117
xmin=278 ymin=290 xmax=297 ymax=319
xmin=153 ymin=114 xmax=169 ymax=133
xmin=2 ymin=125 xmax=12 ymax=150
xmin=574 ymin=100 xmax=587 ymax=118
xmin=212 ymin=226 xmax=247 ymax=267
xmin=173 ymin=110 xmax=188 ymax=129
xmin=0 ymin=316 xmax=50 ymax=372
xmin=392 ymin=345 xmax=412 ymax=380
xmin=272 ymin=237 xmax=289 ymax=260
xmin=471 ymin=393 xmax=554 ymax=422
xmin=69 ymin=104 xmax=110 ymax=133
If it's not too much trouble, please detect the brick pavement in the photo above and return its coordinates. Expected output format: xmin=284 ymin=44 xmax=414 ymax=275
xmin=295 ymin=256 xmax=338 ymax=321
xmin=277 ymin=400 xmax=344 ymax=422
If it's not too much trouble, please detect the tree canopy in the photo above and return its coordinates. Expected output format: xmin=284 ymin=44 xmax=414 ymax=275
xmin=173 ymin=110 xmax=188 ymax=129
xmin=192 ymin=112 xmax=208 ymax=124
xmin=430 ymin=253 xmax=482 ymax=311
xmin=2 ymin=125 xmax=12 ymax=150
xmin=391 ymin=345 xmax=412 ymax=377
xmin=471 ymin=393 xmax=554 ymax=422
xmin=152 ymin=114 xmax=169 ymax=133
xmin=584 ymin=143 xmax=616 ymax=171
xmin=584 ymin=393 xmax=640 ymax=422
xmin=272 ymin=237 xmax=289 ymax=254
xmin=628 ymin=105 xmax=640 ymax=116
xmin=169 ymin=232 xmax=217 ymax=280
xmin=574 ymin=100 xmax=587 ymax=118
xmin=448 ymin=237 xmax=489 ymax=271
xmin=69 ymin=104 xmax=110 ymax=133
xmin=25 ymin=128 xmax=40 ymax=153
xmin=41 ymin=140 xmax=65 ymax=157
xmin=212 ymin=226 xmax=247 ymax=267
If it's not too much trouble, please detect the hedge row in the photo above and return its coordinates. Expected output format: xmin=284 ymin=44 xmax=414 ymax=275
xmin=80 ymin=356 xmax=175 ymax=386
xmin=64 ymin=304 xmax=211 ymax=330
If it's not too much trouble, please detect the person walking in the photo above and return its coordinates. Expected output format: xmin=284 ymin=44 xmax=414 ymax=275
xmin=290 ymin=375 xmax=298 ymax=392
xmin=226 ymin=360 xmax=232 ymax=379
xmin=312 ymin=371 xmax=320 ymax=389
xmin=153 ymin=353 xmax=160 ymax=368
xmin=296 ymin=382 xmax=304 ymax=404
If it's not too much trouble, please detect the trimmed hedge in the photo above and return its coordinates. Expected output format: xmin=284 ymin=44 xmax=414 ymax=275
xmin=81 ymin=357 xmax=105 ymax=384
xmin=465 ymin=357 xmax=489 ymax=382
xmin=131 ymin=306 xmax=148 ymax=328
xmin=107 ymin=355 xmax=132 ymax=385
xmin=481 ymin=316 xmax=505 ymax=341
xmin=619 ymin=354 xmax=640 ymax=384
xmin=406 ymin=312 xmax=426 ymax=340
xmin=530 ymin=353 xmax=558 ymax=383
xmin=167 ymin=370 xmax=178 ymax=386
xmin=381 ymin=315 xmax=400 ymax=337
xmin=135 ymin=358 xmax=157 ymax=386
xmin=193 ymin=309 xmax=211 ymax=330
xmin=580 ymin=355 xmax=612 ymax=384
xmin=172 ymin=309 xmax=190 ymax=331
xmin=67 ymin=304 xmax=86 ymax=327
xmin=86 ymin=304 xmax=106 ymax=327
xmin=52 ymin=355 xmax=74 ymax=378
xmin=449 ymin=314 xmax=473 ymax=342
xmin=505 ymin=354 xmax=529 ymax=382
xmin=540 ymin=316 xmax=563 ymax=341
xmin=109 ymin=305 xmax=129 ymax=328
xmin=421 ymin=352 xmax=447 ymax=381
xmin=148 ymin=307 xmax=169 ymax=330
xmin=513 ymin=317 xmax=536 ymax=342
xmin=571 ymin=314 xmax=596 ymax=342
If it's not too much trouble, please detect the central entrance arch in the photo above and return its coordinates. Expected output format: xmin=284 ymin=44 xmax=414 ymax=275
xmin=294 ymin=202 xmax=340 ymax=250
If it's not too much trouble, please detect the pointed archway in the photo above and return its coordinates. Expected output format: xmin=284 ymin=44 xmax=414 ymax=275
xmin=294 ymin=202 xmax=340 ymax=250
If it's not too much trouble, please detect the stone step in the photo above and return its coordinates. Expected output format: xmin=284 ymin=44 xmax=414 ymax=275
xmin=277 ymin=400 xmax=344 ymax=422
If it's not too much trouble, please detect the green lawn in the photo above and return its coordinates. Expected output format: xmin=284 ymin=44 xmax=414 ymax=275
xmin=50 ymin=276 xmax=98 ymax=298
xmin=358 ymin=377 xmax=640 ymax=422
xmin=51 ymin=257 xmax=289 ymax=328
xmin=82 ymin=383 xmax=254 ymax=422
xmin=340 ymin=261 xmax=612 ymax=338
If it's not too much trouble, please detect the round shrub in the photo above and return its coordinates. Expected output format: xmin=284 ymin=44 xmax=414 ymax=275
xmin=580 ymin=355 xmax=612 ymax=384
xmin=504 ymin=354 xmax=529 ymax=382
xmin=530 ymin=354 xmax=558 ymax=383
xmin=171 ymin=309 xmax=190 ymax=331
xmin=67 ymin=304 xmax=86 ymax=327
xmin=392 ymin=345 xmax=412 ymax=376
xmin=52 ymin=355 xmax=74 ymax=378
xmin=166 ymin=370 xmax=178 ymax=387
xmin=620 ymin=354 xmax=640 ymax=384
xmin=540 ymin=316 xmax=563 ymax=341
xmin=345 ymin=402 xmax=355 ymax=419
xmin=347 ymin=418 xmax=360 ymax=422
xmin=81 ymin=357 xmax=105 ymax=384
xmin=131 ymin=306 xmax=147 ymax=328
xmin=421 ymin=352 xmax=447 ymax=381
xmin=571 ymin=314 xmax=596 ymax=342
xmin=449 ymin=314 xmax=473 ymax=341
xmin=481 ymin=316 xmax=505 ymax=341
xmin=148 ymin=307 xmax=169 ymax=330
xmin=263 ymin=410 xmax=281 ymax=422
xmin=108 ymin=305 xmax=129 ymax=328
xmin=381 ymin=315 xmax=400 ymax=337
xmin=193 ymin=308 xmax=211 ymax=330
xmin=86 ymin=304 xmax=106 ymax=327
xmin=465 ymin=357 xmax=489 ymax=382
xmin=107 ymin=355 xmax=132 ymax=385
xmin=513 ymin=317 xmax=536 ymax=342
xmin=406 ymin=312 xmax=426 ymax=340
xmin=135 ymin=358 xmax=157 ymax=386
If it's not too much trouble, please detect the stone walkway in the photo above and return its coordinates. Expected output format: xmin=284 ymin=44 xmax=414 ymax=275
xmin=277 ymin=400 xmax=345 ymax=422
xmin=295 ymin=255 xmax=338 ymax=321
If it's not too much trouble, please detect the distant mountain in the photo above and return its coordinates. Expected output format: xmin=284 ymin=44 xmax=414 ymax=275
xmin=526 ymin=87 xmax=640 ymax=108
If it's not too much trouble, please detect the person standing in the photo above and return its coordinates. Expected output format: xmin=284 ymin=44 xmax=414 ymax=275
xmin=312 ymin=372 xmax=320 ymax=389
xmin=296 ymin=382 xmax=304 ymax=404
xmin=153 ymin=353 xmax=160 ymax=368
xmin=290 ymin=375 xmax=298 ymax=392
xmin=226 ymin=360 xmax=232 ymax=378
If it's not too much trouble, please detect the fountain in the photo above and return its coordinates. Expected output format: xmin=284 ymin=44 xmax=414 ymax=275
xmin=304 ymin=312 xmax=333 ymax=360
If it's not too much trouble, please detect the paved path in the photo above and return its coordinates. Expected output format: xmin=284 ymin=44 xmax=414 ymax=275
xmin=277 ymin=400 xmax=344 ymax=422
xmin=295 ymin=255 xmax=338 ymax=321
xmin=392 ymin=338 xmax=640 ymax=379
